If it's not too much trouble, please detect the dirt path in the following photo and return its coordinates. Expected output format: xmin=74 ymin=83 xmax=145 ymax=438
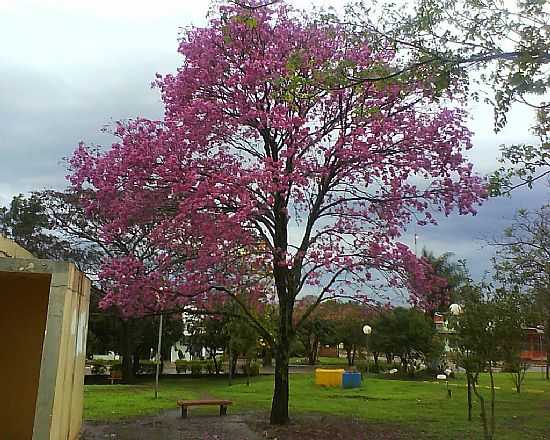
xmin=80 ymin=410 xmax=261 ymax=440
xmin=80 ymin=410 xmax=416 ymax=440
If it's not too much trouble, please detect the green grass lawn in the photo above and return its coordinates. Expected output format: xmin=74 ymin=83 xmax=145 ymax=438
xmin=84 ymin=372 xmax=550 ymax=439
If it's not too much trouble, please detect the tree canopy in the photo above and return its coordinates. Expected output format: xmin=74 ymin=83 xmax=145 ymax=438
xmin=68 ymin=1 xmax=485 ymax=424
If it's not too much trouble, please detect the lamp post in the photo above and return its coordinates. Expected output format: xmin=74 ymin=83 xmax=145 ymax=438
xmin=363 ymin=324 xmax=372 ymax=375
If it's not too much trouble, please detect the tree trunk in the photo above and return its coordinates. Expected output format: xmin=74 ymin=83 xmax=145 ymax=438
xmin=545 ymin=316 xmax=549 ymax=380
xmin=132 ymin=351 xmax=140 ymax=376
xmin=306 ymin=336 xmax=316 ymax=365
xmin=313 ymin=336 xmax=320 ymax=364
xmin=231 ymin=351 xmax=238 ymax=377
xmin=346 ymin=349 xmax=353 ymax=366
xmin=120 ymin=320 xmax=135 ymax=383
xmin=270 ymin=341 xmax=290 ymax=424
xmin=489 ymin=365 xmax=496 ymax=437
xmin=466 ymin=373 xmax=473 ymax=421
xmin=263 ymin=347 xmax=273 ymax=367
xmin=270 ymin=294 xmax=292 ymax=425
xmin=211 ymin=351 xmax=220 ymax=375
xmin=246 ymin=358 xmax=251 ymax=386
xmin=472 ymin=379 xmax=492 ymax=440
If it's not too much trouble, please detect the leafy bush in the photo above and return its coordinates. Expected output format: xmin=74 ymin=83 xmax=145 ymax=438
xmin=175 ymin=360 xmax=189 ymax=374
xmin=241 ymin=362 xmax=261 ymax=377
xmin=356 ymin=361 xmax=386 ymax=374
xmin=86 ymin=362 xmax=108 ymax=375
xmin=87 ymin=359 xmax=120 ymax=374
xmin=175 ymin=359 xmax=222 ymax=375
xmin=109 ymin=361 xmax=122 ymax=372
xmin=138 ymin=360 xmax=159 ymax=374
xmin=190 ymin=361 xmax=203 ymax=377
xmin=205 ymin=360 xmax=215 ymax=375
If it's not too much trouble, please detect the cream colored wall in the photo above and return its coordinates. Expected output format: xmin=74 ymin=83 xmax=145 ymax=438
xmin=48 ymin=266 xmax=90 ymax=440
xmin=0 ymin=271 xmax=51 ymax=440
xmin=0 ymin=259 xmax=90 ymax=440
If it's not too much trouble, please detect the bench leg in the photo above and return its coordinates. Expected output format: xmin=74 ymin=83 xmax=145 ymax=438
xmin=220 ymin=405 xmax=227 ymax=416
xmin=181 ymin=406 xmax=188 ymax=418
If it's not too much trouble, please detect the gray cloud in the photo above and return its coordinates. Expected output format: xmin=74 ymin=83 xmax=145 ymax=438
xmin=403 ymin=182 xmax=548 ymax=279
xmin=1 ymin=0 xmax=548 ymax=279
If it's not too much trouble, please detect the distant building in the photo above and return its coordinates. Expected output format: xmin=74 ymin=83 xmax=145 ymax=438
xmin=521 ymin=326 xmax=546 ymax=364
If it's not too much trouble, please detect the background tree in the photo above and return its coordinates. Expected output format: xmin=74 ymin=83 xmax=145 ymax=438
xmin=186 ymin=315 xmax=228 ymax=375
xmin=69 ymin=1 xmax=485 ymax=424
xmin=324 ymin=301 xmax=370 ymax=366
xmin=227 ymin=314 xmax=261 ymax=385
xmin=421 ymin=248 xmax=469 ymax=313
xmin=492 ymin=204 xmax=550 ymax=379
xmin=0 ymin=193 xmax=93 ymax=263
xmin=294 ymin=297 xmax=335 ymax=365
xmin=370 ymin=307 xmax=442 ymax=375
xmin=344 ymin=0 xmax=549 ymax=194
xmin=451 ymin=284 xmax=528 ymax=439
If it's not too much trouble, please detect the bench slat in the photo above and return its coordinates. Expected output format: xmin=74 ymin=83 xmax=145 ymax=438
xmin=177 ymin=399 xmax=232 ymax=407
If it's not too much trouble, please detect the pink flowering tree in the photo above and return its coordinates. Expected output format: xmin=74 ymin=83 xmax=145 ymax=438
xmin=69 ymin=2 xmax=485 ymax=424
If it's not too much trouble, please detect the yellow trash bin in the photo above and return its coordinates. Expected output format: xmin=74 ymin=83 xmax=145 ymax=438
xmin=315 ymin=368 xmax=345 ymax=387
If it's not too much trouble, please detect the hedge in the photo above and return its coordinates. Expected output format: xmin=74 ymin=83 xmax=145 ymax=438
xmin=175 ymin=359 xmax=223 ymax=375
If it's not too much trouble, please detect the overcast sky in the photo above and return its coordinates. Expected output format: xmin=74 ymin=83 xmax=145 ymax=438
xmin=0 ymin=0 xmax=547 ymax=279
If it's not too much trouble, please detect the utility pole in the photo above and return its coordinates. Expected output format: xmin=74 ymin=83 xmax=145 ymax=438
xmin=228 ymin=337 xmax=233 ymax=386
xmin=154 ymin=314 xmax=164 ymax=399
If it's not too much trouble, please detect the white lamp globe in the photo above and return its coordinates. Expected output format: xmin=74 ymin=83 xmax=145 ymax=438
xmin=449 ymin=304 xmax=463 ymax=316
xmin=362 ymin=324 xmax=372 ymax=335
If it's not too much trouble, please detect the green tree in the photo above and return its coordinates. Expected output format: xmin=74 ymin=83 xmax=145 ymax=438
xmin=341 ymin=0 xmax=549 ymax=194
xmin=294 ymin=296 xmax=336 ymax=365
xmin=371 ymin=307 xmax=442 ymax=375
xmin=186 ymin=315 xmax=228 ymax=375
xmin=421 ymin=249 xmax=469 ymax=313
xmin=227 ymin=315 xmax=260 ymax=385
xmin=332 ymin=315 xmax=367 ymax=367
xmin=296 ymin=317 xmax=334 ymax=365
xmin=451 ymin=283 xmax=528 ymax=439
xmin=0 ymin=193 xmax=92 ymax=262
xmin=492 ymin=204 xmax=550 ymax=379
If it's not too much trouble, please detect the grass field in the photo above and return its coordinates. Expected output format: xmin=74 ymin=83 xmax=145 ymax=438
xmin=84 ymin=372 xmax=550 ymax=439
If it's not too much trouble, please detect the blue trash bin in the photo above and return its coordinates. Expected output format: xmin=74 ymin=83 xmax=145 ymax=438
xmin=342 ymin=371 xmax=362 ymax=388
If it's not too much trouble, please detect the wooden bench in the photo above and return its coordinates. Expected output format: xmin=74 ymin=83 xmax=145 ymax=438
xmin=176 ymin=399 xmax=233 ymax=418
xmin=109 ymin=370 xmax=122 ymax=385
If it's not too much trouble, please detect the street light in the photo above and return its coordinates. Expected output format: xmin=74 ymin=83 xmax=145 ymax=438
xmin=449 ymin=303 xmax=462 ymax=316
xmin=363 ymin=325 xmax=372 ymax=376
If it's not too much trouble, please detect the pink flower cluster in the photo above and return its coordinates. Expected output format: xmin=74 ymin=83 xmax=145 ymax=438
xmin=69 ymin=2 xmax=486 ymax=316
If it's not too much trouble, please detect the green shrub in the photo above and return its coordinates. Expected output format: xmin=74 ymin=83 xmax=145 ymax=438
xmin=205 ymin=360 xmax=215 ymax=375
xmin=175 ymin=360 xmax=189 ymax=374
xmin=138 ymin=360 xmax=158 ymax=374
xmin=190 ymin=361 xmax=203 ymax=377
xmin=242 ymin=361 xmax=260 ymax=377
xmin=87 ymin=358 xmax=121 ymax=374
xmin=109 ymin=361 xmax=122 ymax=372
xmin=356 ymin=361 xmax=386 ymax=374
xmin=88 ymin=362 xmax=108 ymax=375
